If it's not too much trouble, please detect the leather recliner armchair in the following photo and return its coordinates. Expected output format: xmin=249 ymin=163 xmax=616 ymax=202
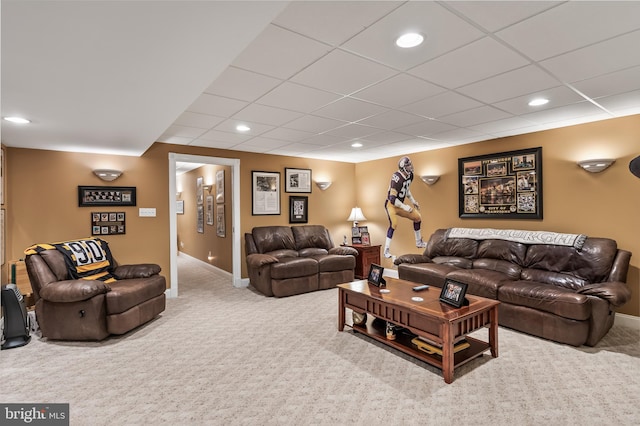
xmin=24 ymin=238 xmax=166 ymax=341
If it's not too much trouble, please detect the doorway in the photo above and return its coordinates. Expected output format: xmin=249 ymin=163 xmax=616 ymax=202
xmin=168 ymin=153 xmax=241 ymax=297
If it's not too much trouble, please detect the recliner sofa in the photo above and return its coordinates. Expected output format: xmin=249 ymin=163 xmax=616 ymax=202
xmin=24 ymin=238 xmax=166 ymax=341
xmin=245 ymin=225 xmax=358 ymax=297
xmin=394 ymin=228 xmax=632 ymax=346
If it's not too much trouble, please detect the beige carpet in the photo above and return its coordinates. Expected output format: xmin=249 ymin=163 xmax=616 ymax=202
xmin=2 ymin=253 xmax=639 ymax=425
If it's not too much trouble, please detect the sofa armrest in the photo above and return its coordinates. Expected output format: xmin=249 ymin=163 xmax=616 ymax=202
xmin=39 ymin=280 xmax=110 ymax=303
xmin=329 ymin=246 xmax=358 ymax=256
xmin=577 ymin=281 xmax=632 ymax=307
xmin=114 ymin=264 xmax=161 ymax=279
xmin=246 ymin=253 xmax=279 ymax=269
xmin=394 ymin=254 xmax=432 ymax=266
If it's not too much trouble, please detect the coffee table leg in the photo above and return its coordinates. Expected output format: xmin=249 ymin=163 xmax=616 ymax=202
xmin=489 ymin=305 xmax=499 ymax=358
xmin=442 ymin=323 xmax=454 ymax=384
xmin=338 ymin=289 xmax=345 ymax=331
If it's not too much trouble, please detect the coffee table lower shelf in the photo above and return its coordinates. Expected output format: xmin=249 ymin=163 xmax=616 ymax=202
xmin=350 ymin=319 xmax=490 ymax=374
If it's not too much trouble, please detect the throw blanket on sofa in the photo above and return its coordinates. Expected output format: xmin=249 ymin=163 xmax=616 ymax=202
xmin=446 ymin=228 xmax=587 ymax=250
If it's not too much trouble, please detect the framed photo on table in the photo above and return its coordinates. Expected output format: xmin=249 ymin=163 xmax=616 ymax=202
xmin=252 ymin=171 xmax=280 ymax=215
xmin=285 ymin=168 xmax=312 ymax=193
xmin=439 ymin=279 xmax=469 ymax=308
xmin=367 ymin=263 xmax=385 ymax=287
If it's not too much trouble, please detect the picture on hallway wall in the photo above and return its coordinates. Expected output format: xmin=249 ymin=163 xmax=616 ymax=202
xmin=206 ymin=195 xmax=214 ymax=225
xmin=216 ymin=205 xmax=225 ymax=237
xmin=458 ymin=147 xmax=542 ymax=219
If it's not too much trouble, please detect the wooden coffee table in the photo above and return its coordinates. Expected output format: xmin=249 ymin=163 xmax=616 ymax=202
xmin=338 ymin=277 xmax=499 ymax=384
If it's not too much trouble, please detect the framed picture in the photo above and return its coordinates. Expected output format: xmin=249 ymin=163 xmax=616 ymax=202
xmin=78 ymin=186 xmax=136 ymax=207
xmin=361 ymin=232 xmax=371 ymax=246
xmin=367 ymin=263 xmax=386 ymax=287
xmin=216 ymin=205 xmax=225 ymax=237
xmin=439 ymin=279 xmax=469 ymax=308
xmin=285 ymin=168 xmax=312 ymax=193
xmin=252 ymin=171 xmax=280 ymax=215
xmin=197 ymin=205 xmax=204 ymax=233
xmin=91 ymin=211 xmax=125 ymax=235
xmin=206 ymin=195 xmax=214 ymax=225
xmin=176 ymin=200 xmax=184 ymax=215
xmin=289 ymin=196 xmax=308 ymax=223
xmin=352 ymin=237 xmax=362 ymax=245
xmin=458 ymin=147 xmax=542 ymax=219
xmin=351 ymin=227 xmax=361 ymax=237
xmin=196 ymin=176 xmax=204 ymax=205
xmin=216 ymin=170 xmax=225 ymax=203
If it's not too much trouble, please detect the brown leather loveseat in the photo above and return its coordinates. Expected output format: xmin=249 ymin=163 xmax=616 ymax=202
xmin=394 ymin=228 xmax=632 ymax=346
xmin=24 ymin=238 xmax=166 ymax=341
xmin=245 ymin=225 xmax=358 ymax=297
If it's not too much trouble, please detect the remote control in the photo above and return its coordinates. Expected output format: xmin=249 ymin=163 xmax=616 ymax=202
xmin=412 ymin=285 xmax=429 ymax=291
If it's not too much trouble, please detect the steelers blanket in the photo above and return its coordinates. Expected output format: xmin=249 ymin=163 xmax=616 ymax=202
xmin=25 ymin=238 xmax=117 ymax=283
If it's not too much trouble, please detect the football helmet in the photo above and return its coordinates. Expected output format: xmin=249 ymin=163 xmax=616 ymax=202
xmin=398 ymin=156 xmax=414 ymax=174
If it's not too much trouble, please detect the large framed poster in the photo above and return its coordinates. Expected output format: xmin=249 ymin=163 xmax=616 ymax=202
xmin=458 ymin=147 xmax=542 ymax=219
xmin=252 ymin=171 xmax=280 ymax=215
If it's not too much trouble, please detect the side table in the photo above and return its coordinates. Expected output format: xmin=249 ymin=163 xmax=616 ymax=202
xmin=349 ymin=244 xmax=381 ymax=279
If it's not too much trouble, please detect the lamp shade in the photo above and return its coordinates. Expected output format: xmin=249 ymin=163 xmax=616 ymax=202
xmin=347 ymin=207 xmax=367 ymax=223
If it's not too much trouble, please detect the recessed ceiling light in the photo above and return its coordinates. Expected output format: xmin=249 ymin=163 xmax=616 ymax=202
xmin=396 ymin=32 xmax=424 ymax=48
xmin=528 ymin=98 xmax=549 ymax=107
xmin=3 ymin=116 xmax=31 ymax=124
xmin=351 ymin=142 xmax=363 ymax=148
xmin=236 ymin=124 xmax=250 ymax=132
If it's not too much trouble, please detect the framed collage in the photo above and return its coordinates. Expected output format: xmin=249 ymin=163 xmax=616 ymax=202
xmin=458 ymin=147 xmax=542 ymax=219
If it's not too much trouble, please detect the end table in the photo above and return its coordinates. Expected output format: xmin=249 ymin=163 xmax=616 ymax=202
xmin=349 ymin=244 xmax=381 ymax=279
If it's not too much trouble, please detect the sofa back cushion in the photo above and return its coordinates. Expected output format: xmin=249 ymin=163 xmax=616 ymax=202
xmin=523 ymin=237 xmax=618 ymax=284
xmin=252 ymin=226 xmax=296 ymax=254
xmin=292 ymin=225 xmax=333 ymax=251
xmin=426 ymin=228 xmax=478 ymax=259
xmin=477 ymin=239 xmax=528 ymax=265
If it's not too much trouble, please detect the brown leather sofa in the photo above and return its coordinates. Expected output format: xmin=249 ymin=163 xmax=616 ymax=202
xmin=245 ymin=225 xmax=358 ymax=297
xmin=25 ymin=240 xmax=166 ymax=341
xmin=394 ymin=228 xmax=632 ymax=346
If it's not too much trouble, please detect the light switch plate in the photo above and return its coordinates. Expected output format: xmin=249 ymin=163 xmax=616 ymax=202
xmin=139 ymin=208 xmax=156 ymax=217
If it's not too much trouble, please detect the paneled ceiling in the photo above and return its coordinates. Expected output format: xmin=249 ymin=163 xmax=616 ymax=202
xmin=3 ymin=1 xmax=640 ymax=163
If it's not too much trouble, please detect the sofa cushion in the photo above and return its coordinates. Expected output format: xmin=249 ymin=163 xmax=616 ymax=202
xmin=105 ymin=275 xmax=166 ymax=315
xmin=432 ymin=256 xmax=473 ymax=269
xmin=426 ymin=228 xmax=478 ymax=259
xmin=265 ymin=249 xmax=299 ymax=259
xmin=315 ymin=254 xmax=355 ymax=273
xmin=252 ymin=226 xmax=296 ymax=254
xmin=476 ymin=239 xmax=527 ymax=265
xmin=292 ymin=225 xmax=333 ymax=251
xmin=447 ymin=269 xmax=514 ymax=299
xmin=270 ymin=258 xmax=318 ymax=279
xmin=523 ymin=237 xmax=617 ymax=284
xmin=299 ymin=247 xmax=329 ymax=257
xmin=472 ymin=258 xmax=522 ymax=280
xmin=498 ymin=281 xmax=591 ymax=321
xmin=521 ymin=268 xmax=587 ymax=291
xmin=398 ymin=263 xmax=459 ymax=286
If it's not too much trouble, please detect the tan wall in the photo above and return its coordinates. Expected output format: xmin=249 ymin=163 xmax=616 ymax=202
xmin=176 ymin=164 xmax=233 ymax=272
xmin=356 ymin=115 xmax=640 ymax=317
xmin=2 ymin=115 xmax=638 ymax=317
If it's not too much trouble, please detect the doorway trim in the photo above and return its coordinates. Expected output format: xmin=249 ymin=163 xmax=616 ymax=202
xmin=168 ymin=153 xmax=242 ymax=297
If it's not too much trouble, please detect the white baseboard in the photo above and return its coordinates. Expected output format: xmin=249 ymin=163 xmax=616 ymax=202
xmin=178 ymin=252 xmax=232 ymax=277
xmin=615 ymin=313 xmax=640 ymax=330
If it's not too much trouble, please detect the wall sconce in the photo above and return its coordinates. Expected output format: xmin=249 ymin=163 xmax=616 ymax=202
xmin=94 ymin=169 xmax=122 ymax=181
xmin=577 ymin=159 xmax=615 ymax=173
xmin=203 ymin=184 xmax=213 ymax=193
xmin=347 ymin=207 xmax=367 ymax=228
xmin=176 ymin=192 xmax=182 ymax=198
xmin=315 ymin=181 xmax=332 ymax=191
xmin=420 ymin=175 xmax=440 ymax=185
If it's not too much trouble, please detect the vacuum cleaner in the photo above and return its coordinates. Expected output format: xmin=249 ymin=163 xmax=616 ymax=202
xmin=1 ymin=283 xmax=31 ymax=349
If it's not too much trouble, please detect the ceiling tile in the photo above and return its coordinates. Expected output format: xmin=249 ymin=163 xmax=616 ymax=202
xmin=409 ymin=37 xmax=529 ymax=89
xmin=398 ymin=119 xmax=457 ymax=137
xmin=596 ymin=89 xmax=640 ymax=116
xmin=203 ymin=67 xmax=282 ymax=102
xmin=231 ymin=24 xmax=331 ymax=79
xmin=496 ymin=1 xmax=640 ymax=61
xmin=341 ymin=1 xmax=484 ymax=71
xmin=457 ymin=65 xmax=559 ymax=104
xmin=159 ymin=125 xmax=206 ymax=139
xmin=291 ymin=49 xmax=397 ymax=95
xmin=493 ymin=85 xmax=586 ymax=115
xmin=281 ymin=114 xmax=345 ymax=133
xmin=357 ymin=109 xmax=425 ymax=130
xmin=573 ymin=66 xmax=640 ymax=100
xmin=324 ymin=123 xmax=382 ymax=140
xmin=361 ymin=131 xmax=415 ymax=145
xmin=232 ymin=103 xmax=303 ymax=127
xmin=256 ymin=81 xmax=342 ymax=113
xmin=519 ymin=102 xmax=609 ymax=125
xmin=233 ymin=137 xmax=291 ymax=151
xmin=439 ymin=106 xmax=512 ymax=127
xmin=259 ymin=127 xmax=315 ymax=143
xmin=190 ymin=138 xmax=240 ymax=150
xmin=351 ymin=73 xmax=445 ymax=108
xmin=197 ymin=129 xmax=252 ymax=144
xmin=313 ymin=97 xmax=388 ymax=123
xmin=468 ymin=116 xmax=538 ymax=134
xmin=187 ymin=94 xmax=248 ymax=117
xmin=213 ymin=119 xmax=274 ymax=136
xmin=402 ymin=91 xmax=482 ymax=118
xmin=272 ymin=1 xmax=401 ymax=47
xmin=173 ymin=111 xmax=225 ymax=129
xmin=539 ymin=30 xmax=640 ymax=83
xmin=156 ymin=135 xmax=193 ymax=145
